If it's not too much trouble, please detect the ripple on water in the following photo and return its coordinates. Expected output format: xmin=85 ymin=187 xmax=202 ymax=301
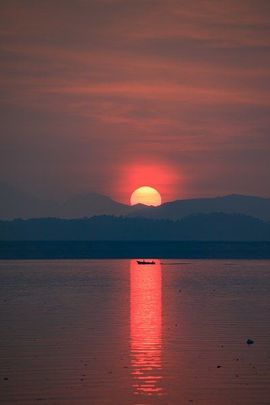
xmin=0 ymin=259 xmax=269 ymax=404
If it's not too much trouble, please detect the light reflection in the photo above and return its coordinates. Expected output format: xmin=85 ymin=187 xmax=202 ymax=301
xmin=130 ymin=259 xmax=163 ymax=396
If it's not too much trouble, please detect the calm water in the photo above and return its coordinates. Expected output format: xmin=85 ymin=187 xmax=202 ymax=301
xmin=0 ymin=259 xmax=270 ymax=404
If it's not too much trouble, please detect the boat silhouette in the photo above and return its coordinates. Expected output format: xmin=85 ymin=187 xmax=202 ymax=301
xmin=137 ymin=260 xmax=156 ymax=265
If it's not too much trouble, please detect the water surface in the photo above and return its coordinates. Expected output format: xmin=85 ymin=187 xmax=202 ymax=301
xmin=0 ymin=259 xmax=270 ymax=404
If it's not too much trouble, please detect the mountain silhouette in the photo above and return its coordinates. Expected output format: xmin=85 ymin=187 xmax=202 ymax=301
xmin=0 ymin=183 xmax=142 ymax=219
xmin=1 ymin=213 xmax=269 ymax=241
xmin=0 ymin=182 xmax=57 ymax=219
xmin=59 ymin=193 xmax=144 ymax=218
xmin=129 ymin=194 xmax=270 ymax=221
xmin=1 ymin=183 xmax=270 ymax=221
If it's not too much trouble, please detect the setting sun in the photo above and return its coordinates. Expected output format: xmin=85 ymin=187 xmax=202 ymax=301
xmin=130 ymin=186 xmax=162 ymax=206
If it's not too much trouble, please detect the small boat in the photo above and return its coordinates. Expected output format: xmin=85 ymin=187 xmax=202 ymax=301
xmin=137 ymin=260 xmax=156 ymax=265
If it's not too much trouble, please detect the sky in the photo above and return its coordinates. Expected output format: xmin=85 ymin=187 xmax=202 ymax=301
xmin=1 ymin=0 xmax=270 ymax=204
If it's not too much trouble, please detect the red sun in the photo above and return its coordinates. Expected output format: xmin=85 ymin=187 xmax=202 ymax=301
xmin=130 ymin=186 xmax=162 ymax=206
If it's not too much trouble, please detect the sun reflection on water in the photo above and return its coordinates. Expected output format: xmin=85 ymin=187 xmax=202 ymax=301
xmin=130 ymin=259 xmax=163 ymax=397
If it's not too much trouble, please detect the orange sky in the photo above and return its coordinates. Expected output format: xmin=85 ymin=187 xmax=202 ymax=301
xmin=1 ymin=0 xmax=270 ymax=203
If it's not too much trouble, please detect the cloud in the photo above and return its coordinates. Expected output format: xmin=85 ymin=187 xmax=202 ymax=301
xmin=0 ymin=0 xmax=270 ymax=201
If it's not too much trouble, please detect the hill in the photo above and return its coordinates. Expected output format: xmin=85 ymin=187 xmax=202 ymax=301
xmin=0 ymin=213 xmax=270 ymax=241
xmin=129 ymin=194 xmax=270 ymax=221
xmin=1 ymin=183 xmax=270 ymax=222
xmin=0 ymin=183 xmax=142 ymax=219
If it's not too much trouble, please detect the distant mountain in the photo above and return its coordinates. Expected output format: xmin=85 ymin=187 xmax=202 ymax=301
xmin=1 ymin=183 xmax=270 ymax=222
xmin=0 ymin=183 xmax=142 ymax=219
xmin=1 ymin=213 xmax=270 ymax=241
xmin=58 ymin=193 xmax=143 ymax=218
xmin=129 ymin=194 xmax=270 ymax=221
xmin=0 ymin=182 xmax=57 ymax=219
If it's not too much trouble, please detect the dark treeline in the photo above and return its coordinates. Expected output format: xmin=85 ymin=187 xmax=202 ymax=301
xmin=0 ymin=213 xmax=270 ymax=241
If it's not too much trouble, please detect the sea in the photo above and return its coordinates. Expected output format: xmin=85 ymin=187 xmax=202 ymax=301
xmin=0 ymin=256 xmax=270 ymax=404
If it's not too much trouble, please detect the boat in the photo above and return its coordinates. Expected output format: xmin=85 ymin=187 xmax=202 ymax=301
xmin=137 ymin=260 xmax=156 ymax=265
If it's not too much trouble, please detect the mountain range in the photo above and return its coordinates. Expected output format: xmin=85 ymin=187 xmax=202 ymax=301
xmin=129 ymin=194 xmax=270 ymax=221
xmin=1 ymin=182 xmax=270 ymax=221
xmin=0 ymin=183 xmax=141 ymax=219
xmin=1 ymin=213 xmax=270 ymax=241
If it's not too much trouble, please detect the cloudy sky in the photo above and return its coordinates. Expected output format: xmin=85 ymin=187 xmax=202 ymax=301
xmin=1 ymin=0 xmax=270 ymax=203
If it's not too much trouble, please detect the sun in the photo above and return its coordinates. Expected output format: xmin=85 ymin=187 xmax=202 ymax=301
xmin=130 ymin=186 xmax=162 ymax=207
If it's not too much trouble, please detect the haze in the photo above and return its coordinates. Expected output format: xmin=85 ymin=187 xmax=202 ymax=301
xmin=1 ymin=0 xmax=270 ymax=203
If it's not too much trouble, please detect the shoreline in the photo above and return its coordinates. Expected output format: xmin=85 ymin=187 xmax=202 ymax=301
xmin=1 ymin=240 xmax=270 ymax=260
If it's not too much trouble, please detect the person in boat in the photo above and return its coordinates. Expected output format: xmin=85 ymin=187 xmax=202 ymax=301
xmin=137 ymin=259 xmax=155 ymax=265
